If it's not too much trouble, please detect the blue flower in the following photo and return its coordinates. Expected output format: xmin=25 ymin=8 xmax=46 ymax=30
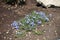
xmin=37 ymin=20 xmax=42 ymax=25
xmin=11 ymin=21 xmax=19 ymax=29
xmin=26 ymin=18 xmax=30 ymax=24
xmin=15 ymin=26 xmax=19 ymax=30
xmin=30 ymin=22 xmax=35 ymax=27
xmin=39 ymin=11 xmax=45 ymax=15
xmin=45 ymin=17 xmax=49 ymax=22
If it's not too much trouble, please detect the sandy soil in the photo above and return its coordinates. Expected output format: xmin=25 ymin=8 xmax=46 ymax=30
xmin=0 ymin=0 xmax=60 ymax=40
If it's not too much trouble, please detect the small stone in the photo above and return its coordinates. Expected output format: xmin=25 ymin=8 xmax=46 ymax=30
xmin=28 ymin=32 xmax=31 ymax=35
xmin=4 ymin=36 xmax=6 ymax=39
xmin=44 ymin=30 xmax=46 ymax=33
xmin=6 ymin=30 xmax=9 ymax=34
xmin=37 ymin=38 xmax=39 ymax=40
xmin=8 ymin=24 xmax=10 ymax=26
xmin=16 ymin=31 xmax=18 ymax=33
xmin=15 ymin=4 xmax=17 ymax=8
xmin=26 ymin=34 xmax=28 ymax=36
xmin=4 ymin=14 xmax=7 ymax=16
xmin=28 ymin=32 xmax=31 ymax=37
xmin=9 ymin=38 xmax=12 ymax=40
xmin=54 ymin=30 xmax=57 ymax=33
xmin=12 ymin=27 xmax=15 ymax=29
xmin=6 ymin=32 xmax=9 ymax=34
xmin=43 ymin=37 xmax=46 ymax=40
xmin=15 ymin=10 xmax=18 ymax=13
xmin=49 ymin=24 xmax=51 ymax=26
xmin=2 ymin=18 xmax=4 ymax=20
xmin=49 ymin=14 xmax=52 ymax=17
xmin=55 ymin=33 xmax=58 ymax=35
xmin=41 ymin=25 xmax=44 ymax=27
xmin=8 ymin=8 xmax=10 ymax=10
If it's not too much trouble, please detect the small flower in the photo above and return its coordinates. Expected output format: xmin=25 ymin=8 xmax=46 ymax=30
xmin=27 ymin=19 xmax=30 ymax=21
xmin=45 ymin=17 xmax=49 ymax=22
xmin=15 ymin=26 xmax=19 ymax=30
xmin=30 ymin=22 xmax=35 ymax=27
xmin=33 ymin=16 xmax=36 ymax=19
xmin=31 ymin=19 xmax=34 ymax=22
xmin=26 ymin=18 xmax=30 ymax=24
xmin=37 ymin=20 xmax=42 ymax=25
xmin=26 ymin=20 xmax=30 ymax=23
xmin=11 ymin=21 xmax=19 ymax=29
xmin=11 ymin=21 xmax=19 ymax=27
xmin=39 ymin=11 xmax=45 ymax=16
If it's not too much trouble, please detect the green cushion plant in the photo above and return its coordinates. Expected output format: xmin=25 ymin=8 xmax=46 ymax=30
xmin=11 ymin=11 xmax=49 ymax=37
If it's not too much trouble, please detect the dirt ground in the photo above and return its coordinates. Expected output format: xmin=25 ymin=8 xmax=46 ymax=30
xmin=0 ymin=0 xmax=60 ymax=40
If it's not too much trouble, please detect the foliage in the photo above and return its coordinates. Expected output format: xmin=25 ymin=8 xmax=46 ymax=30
xmin=11 ymin=11 xmax=49 ymax=37
xmin=5 ymin=0 xmax=26 ymax=5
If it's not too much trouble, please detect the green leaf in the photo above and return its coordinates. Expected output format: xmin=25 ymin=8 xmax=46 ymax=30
xmin=15 ymin=31 xmax=26 ymax=38
xmin=33 ymin=30 xmax=44 ymax=35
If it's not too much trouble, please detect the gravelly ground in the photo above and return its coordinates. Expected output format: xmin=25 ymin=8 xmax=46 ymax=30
xmin=0 ymin=0 xmax=60 ymax=40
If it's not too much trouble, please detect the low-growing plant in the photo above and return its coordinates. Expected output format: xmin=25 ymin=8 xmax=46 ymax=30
xmin=5 ymin=0 xmax=26 ymax=5
xmin=11 ymin=11 xmax=49 ymax=37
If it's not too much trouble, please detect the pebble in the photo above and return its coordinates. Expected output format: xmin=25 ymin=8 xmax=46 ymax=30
xmin=41 ymin=25 xmax=44 ymax=27
xmin=49 ymin=24 xmax=51 ymax=26
xmin=12 ymin=27 xmax=15 ymax=29
xmin=8 ymin=8 xmax=11 ymax=10
xmin=26 ymin=34 xmax=28 ymax=36
xmin=28 ymin=32 xmax=31 ymax=37
xmin=15 ymin=4 xmax=17 ymax=8
xmin=4 ymin=36 xmax=6 ymax=39
xmin=49 ymin=14 xmax=52 ymax=17
xmin=55 ymin=32 xmax=58 ymax=35
xmin=2 ymin=18 xmax=4 ymax=20
xmin=4 ymin=14 xmax=7 ymax=16
xmin=43 ymin=37 xmax=46 ymax=40
xmin=9 ymin=38 xmax=12 ymax=40
xmin=16 ymin=31 xmax=18 ymax=33
xmin=54 ymin=30 xmax=57 ymax=33
xmin=6 ymin=31 xmax=9 ymax=34
xmin=15 ymin=10 xmax=18 ymax=13
xmin=37 ymin=38 xmax=39 ymax=40
xmin=44 ymin=30 xmax=46 ymax=33
xmin=54 ymin=30 xmax=58 ymax=36
xmin=28 ymin=32 xmax=31 ymax=35
xmin=7 ymin=24 xmax=10 ymax=26
xmin=6 ymin=30 xmax=9 ymax=34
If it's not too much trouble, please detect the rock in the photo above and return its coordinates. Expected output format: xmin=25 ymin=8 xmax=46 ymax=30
xmin=36 ymin=0 xmax=60 ymax=8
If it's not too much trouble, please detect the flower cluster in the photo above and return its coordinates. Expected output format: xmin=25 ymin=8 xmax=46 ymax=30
xmin=11 ymin=21 xmax=19 ymax=30
xmin=11 ymin=11 xmax=49 ymax=30
xmin=11 ymin=11 xmax=50 ymax=37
